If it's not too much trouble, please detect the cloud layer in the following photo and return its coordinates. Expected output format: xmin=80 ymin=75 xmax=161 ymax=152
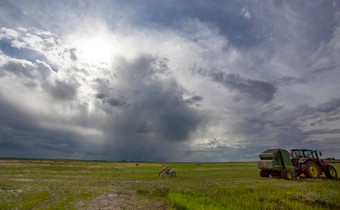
xmin=0 ymin=0 xmax=340 ymax=161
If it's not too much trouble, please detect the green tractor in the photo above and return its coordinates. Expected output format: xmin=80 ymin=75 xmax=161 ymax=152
xmin=290 ymin=149 xmax=337 ymax=179
xmin=257 ymin=148 xmax=338 ymax=180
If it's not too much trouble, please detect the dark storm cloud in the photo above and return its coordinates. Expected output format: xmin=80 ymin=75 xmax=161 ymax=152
xmin=221 ymin=96 xmax=340 ymax=152
xmin=316 ymin=98 xmax=340 ymax=113
xmin=279 ymin=65 xmax=340 ymax=86
xmin=45 ymin=80 xmax=79 ymax=101
xmin=312 ymin=65 xmax=340 ymax=74
xmin=1 ymin=59 xmax=36 ymax=78
xmin=95 ymin=93 xmax=108 ymax=99
xmin=0 ymin=97 xmax=38 ymax=132
xmin=106 ymin=97 xmax=130 ymax=108
xmin=109 ymin=87 xmax=202 ymax=141
xmin=308 ymin=98 xmax=340 ymax=126
xmin=108 ymin=56 xmax=202 ymax=142
xmin=324 ymin=116 xmax=340 ymax=122
xmin=0 ymin=124 xmax=97 ymax=159
xmin=306 ymin=98 xmax=339 ymax=122
xmin=303 ymin=129 xmax=340 ymax=135
xmin=210 ymin=71 xmax=277 ymax=102
xmin=231 ymin=117 xmax=267 ymax=136
xmin=269 ymin=97 xmax=340 ymax=148
xmin=184 ymin=95 xmax=203 ymax=105
xmin=96 ymin=55 xmax=203 ymax=161
xmin=0 ymin=97 xmax=79 ymax=157
xmin=0 ymin=86 xmax=105 ymax=159
xmin=0 ymin=56 xmax=54 ymax=92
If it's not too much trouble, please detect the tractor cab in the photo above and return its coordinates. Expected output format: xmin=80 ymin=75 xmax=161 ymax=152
xmin=291 ymin=149 xmax=320 ymax=160
xmin=289 ymin=149 xmax=337 ymax=179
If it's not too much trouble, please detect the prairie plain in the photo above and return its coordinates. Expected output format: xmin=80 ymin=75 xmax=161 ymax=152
xmin=0 ymin=159 xmax=339 ymax=209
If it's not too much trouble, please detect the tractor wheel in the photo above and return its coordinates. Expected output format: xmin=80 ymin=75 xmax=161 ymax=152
xmin=259 ymin=169 xmax=270 ymax=177
xmin=325 ymin=165 xmax=338 ymax=179
xmin=303 ymin=162 xmax=320 ymax=178
xmin=281 ymin=169 xmax=293 ymax=180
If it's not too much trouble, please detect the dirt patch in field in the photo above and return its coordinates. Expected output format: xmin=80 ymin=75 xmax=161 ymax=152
xmin=11 ymin=179 xmax=34 ymax=182
xmin=78 ymin=164 xmax=98 ymax=172
xmin=76 ymin=190 xmax=170 ymax=209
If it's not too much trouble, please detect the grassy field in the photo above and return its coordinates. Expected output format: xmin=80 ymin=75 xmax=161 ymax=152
xmin=0 ymin=159 xmax=339 ymax=209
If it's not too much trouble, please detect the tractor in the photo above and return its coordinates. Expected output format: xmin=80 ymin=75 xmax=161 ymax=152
xmin=257 ymin=148 xmax=337 ymax=180
xmin=290 ymin=149 xmax=337 ymax=179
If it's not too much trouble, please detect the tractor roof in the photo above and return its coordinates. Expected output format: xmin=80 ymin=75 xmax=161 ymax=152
xmin=291 ymin=149 xmax=313 ymax=151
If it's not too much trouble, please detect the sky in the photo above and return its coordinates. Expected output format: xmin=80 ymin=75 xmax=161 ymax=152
xmin=0 ymin=0 xmax=339 ymax=161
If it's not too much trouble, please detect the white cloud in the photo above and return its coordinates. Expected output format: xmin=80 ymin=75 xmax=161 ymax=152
xmin=0 ymin=1 xmax=339 ymax=160
xmin=0 ymin=20 xmax=252 ymax=160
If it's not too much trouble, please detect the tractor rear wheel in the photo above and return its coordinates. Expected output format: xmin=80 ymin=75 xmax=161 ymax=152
xmin=303 ymin=162 xmax=320 ymax=178
xmin=281 ymin=169 xmax=293 ymax=180
xmin=325 ymin=165 xmax=338 ymax=179
xmin=259 ymin=169 xmax=270 ymax=177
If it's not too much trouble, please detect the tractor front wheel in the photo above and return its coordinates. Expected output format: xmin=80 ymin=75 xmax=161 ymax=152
xmin=325 ymin=165 xmax=338 ymax=179
xmin=303 ymin=162 xmax=320 ymax=178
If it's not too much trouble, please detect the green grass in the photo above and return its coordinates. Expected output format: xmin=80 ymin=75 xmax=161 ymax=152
xmin=0 ymin=159 xmax=339 ymax=209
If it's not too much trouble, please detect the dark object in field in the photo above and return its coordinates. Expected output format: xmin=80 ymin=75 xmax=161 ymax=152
xmin=136 ymin=163 xmax=139 ymax=166
xmin=159 ymin=166 xmax=176 ymax=177
xmin=258 ymin=149 xmax=338 ymax=180
xmin=196 ymin=163 xmax=201 ymax=166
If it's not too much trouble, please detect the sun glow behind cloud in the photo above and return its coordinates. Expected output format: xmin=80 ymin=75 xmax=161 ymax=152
xmin=64 ymin=22 xmax=118 ymax=67
xmin=73 ymin=34 xmax=114 ymax=65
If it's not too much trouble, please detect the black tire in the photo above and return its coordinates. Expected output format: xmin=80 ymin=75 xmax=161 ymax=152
xmin=303 ymin=162 xmax=320 ymax=178
xmin=281 ymin=169 xmax=293 ymax=180
xmin=259 ymin=169 xmax=270 ymax=177
xmin=159 ymin=172 xmax=164 ymax=177
xmin=170 ymin=171 xmax=176 ymax=177
xmin=325 ymin=165 xmax=338 ymax=179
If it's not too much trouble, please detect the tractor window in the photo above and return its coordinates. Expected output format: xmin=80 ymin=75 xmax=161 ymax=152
xmin=291 ymin=151 xmax=303 ymax=159
xmin=291 ymin=151 xmax=296 ymax=158
xmin=303 ymin=151 xmax=313 ymax=158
